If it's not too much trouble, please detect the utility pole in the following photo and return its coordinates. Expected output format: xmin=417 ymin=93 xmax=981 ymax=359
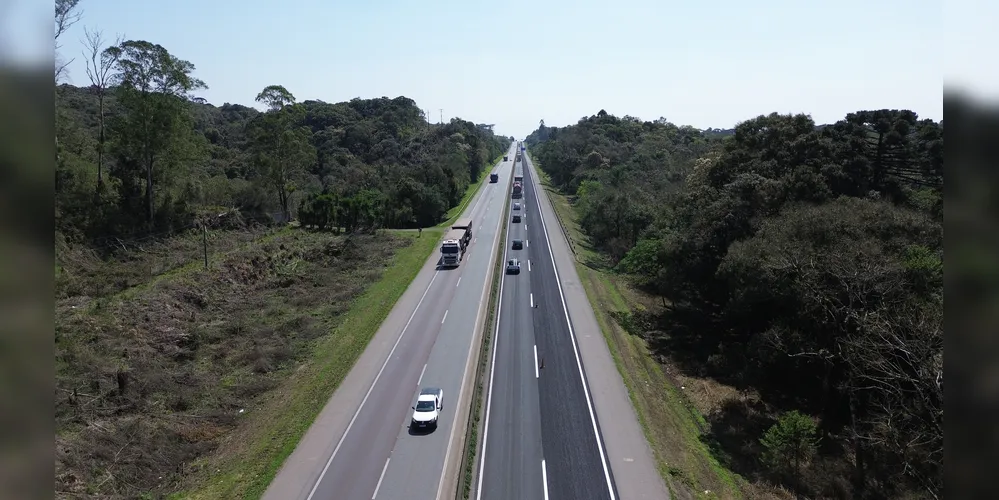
xmin=439 ymin=109 xmax=443 ymax=124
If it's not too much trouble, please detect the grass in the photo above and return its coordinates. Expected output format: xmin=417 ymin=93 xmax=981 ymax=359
xmin=439 ymin=153 xmax=506 ymax=228
xmin=55 ymin=225 xmax=443 ymax=499
xmin=528 ymin=153 xmax=746 ymax=500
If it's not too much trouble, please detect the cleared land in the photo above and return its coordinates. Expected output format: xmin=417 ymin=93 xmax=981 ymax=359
xmin=531 ymin=158 xmax=789 ymax=500
xmin=55 ymin=223 xmax=443 ymax=499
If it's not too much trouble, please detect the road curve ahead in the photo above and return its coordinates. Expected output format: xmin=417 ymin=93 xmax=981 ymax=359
xmin=263 ymin=144 xmax=517 ymax=500
xmin=477 ymin=153 xmax=618 ymax=500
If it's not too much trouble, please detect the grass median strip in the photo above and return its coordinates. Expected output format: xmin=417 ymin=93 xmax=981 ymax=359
xmin=528 ymin=154 xmax=742 ymax=500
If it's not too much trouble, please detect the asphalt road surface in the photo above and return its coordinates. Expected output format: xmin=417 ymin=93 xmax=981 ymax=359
xmin=263 ymin=144 xmax=517 ymax=500
xmin=478 ymin=155 xmax=617 ymax=500
xmin=519 ymin=151 xmax=670 ymax=500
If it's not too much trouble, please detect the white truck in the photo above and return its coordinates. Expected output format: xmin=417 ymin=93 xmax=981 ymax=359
xmin=440 ymin=218 xmax=473 ymax=267
xmin=411 ymin=387 xmax=444 ymax=430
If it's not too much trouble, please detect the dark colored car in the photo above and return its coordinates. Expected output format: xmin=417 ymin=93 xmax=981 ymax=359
xmin=512 ymin=239 xmax=523 ymax=250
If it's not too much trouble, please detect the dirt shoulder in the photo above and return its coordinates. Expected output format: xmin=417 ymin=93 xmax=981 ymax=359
xmin=55 ymin=226 xmax=443 ymax=499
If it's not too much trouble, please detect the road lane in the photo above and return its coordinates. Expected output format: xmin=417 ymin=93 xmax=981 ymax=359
xmin=520 ymin=158 xmax=617 ymax=500
xmin=263 ymin=145 xmax=518 ymax=500
xmin=523 ymin=150 xmax=670 ymax=500
xmin=372 ymin=156 xmax=513 ymax=500
xmin=477 ymin=180 xmax=545 ymax=500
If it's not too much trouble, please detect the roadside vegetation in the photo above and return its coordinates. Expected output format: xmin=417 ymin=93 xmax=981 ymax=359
xmin=526 ymin=109 xmax=942 ymax=500
xmin=54 ymin=1 xmax=507 ymax=497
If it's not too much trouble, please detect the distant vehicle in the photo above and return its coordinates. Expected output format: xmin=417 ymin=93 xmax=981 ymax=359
xmin=490 ymin=173 xmax=499 ymax=183
xmin=503 ymin=155 xmax=509 ymax=161
xmin=512 ymin=182 xmax=522 ymax=199
xmin=411 ymin=387 xmax=444 ymax=430
xmin=513 ymin=203 xmax=521 ymax=211
xmin=506 ymin=258 xmax=521 ymax=274
xmin=512 ymin=214 xmax=521 ymax=223
xmin=512 ymin=239 xmax=523 ymax=250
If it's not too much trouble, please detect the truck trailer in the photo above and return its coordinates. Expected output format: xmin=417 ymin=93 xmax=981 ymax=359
xmin=512 ymin=182 xmax=522 ymax=199
xmin=452 ymin=218 xmax=473 ymax=246
xmin=440 ymin=228 xmax=468 ymax=267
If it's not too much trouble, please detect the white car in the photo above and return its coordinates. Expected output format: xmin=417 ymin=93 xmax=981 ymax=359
xmin=411 ymin=387 xmax=444 ymax=430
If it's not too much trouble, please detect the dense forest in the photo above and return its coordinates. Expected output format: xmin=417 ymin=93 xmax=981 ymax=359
xmin=55 ymin=39 xmax=508 ymax=247
xmin=526 ymin=109 xmax=943 ymax=499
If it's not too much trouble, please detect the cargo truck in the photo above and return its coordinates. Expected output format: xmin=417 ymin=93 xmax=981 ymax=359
xmin=490 ymin=173 xmax=499 ymax=183
xmin=440 ymin=228 xmax=467 ymax=267
xmin=512 ymin=181 xmax=522 ymax=199
xmin=503 ymin=155 xmax=509 ymax=161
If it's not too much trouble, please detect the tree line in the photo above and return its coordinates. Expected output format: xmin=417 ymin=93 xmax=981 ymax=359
xmin=56 ymin=25 xmax=507 ymax=245
xmin=526 ymin=109 xmax=942 ymax=499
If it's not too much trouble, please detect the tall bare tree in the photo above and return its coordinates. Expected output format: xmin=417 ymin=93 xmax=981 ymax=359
xmin=81 ymin=27 xmax=123 ymax=191
xmin=55 ymin=0 xmax=83 ymax=82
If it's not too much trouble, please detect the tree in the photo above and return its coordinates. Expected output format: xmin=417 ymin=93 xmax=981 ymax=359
xmin=248 ymin=87 xmax=316 ymax=221
xmin=255 ymin=85 xmax=296 ymax=111
xmin=108 ymin=40 xmax=207 ymax=226
xmin=55 ymin=0 xmax=83 ymax=82
xmin=81 ymin=27 xmax=123 ymax=191
xmin=760 ymin=410 xmax=819 ymax=490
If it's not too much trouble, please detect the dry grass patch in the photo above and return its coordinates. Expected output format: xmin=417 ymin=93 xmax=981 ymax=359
xmin=55 ymin=228 xmax=435 ymax=498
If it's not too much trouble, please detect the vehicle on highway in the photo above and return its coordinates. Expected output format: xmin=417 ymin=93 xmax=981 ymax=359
xmin=440 ymin=218 xmax=473 ymax=268
xmin=512 ymin=214 xmax=521 ymax=223
xmin=513 ymin=202 xmax=521 ymax=210
xmin=511 ymin=239 xmax=523 ymax=250
xmin=506 ymin=258 xmax=521 ymax=274
xmin=411 ymin=387 xmax=444 ymax=430
xmin=490 ymin=172 xmax=499 ymax=183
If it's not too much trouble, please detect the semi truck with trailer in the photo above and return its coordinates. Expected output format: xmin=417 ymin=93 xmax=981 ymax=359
xmin=440 ymin=218 xmax=473 ymax=267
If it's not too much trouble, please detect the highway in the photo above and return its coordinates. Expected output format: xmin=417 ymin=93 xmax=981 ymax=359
xmin=477 ymin=152 xmax=617 ymax=500
xmin=262 ymin=143 xmax=517 ymax=500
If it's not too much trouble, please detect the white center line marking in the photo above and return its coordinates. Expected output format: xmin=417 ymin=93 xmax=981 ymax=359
xmin=526 ymin=239 xmax=529 ymax=248
xmin=530 ymin=293 xmax=534 ymax=308
xmin=456 ymin=277 xmax=461 ymax=287
xmin=541 ymin=460 xmax=550 ymax=500
xmin=372 ymin=457 xmax=391 ymax=499
xmin=528 ymin=260 xmax=532 ymax=272
xmin=474 ymin=237 xmax=478 ymax=243
xmin=441 ymin=310 xmax=448 ymax=324
xmin=526 ymin=224 xmax=528 ymax=230
xmin=534 ymin=345 xmax=539 ymax=378
xmin=418 ymin=364 xmax=427 ymax=385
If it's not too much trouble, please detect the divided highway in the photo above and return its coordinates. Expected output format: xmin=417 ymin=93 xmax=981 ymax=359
xmin=477 ymin=155 xmax=617 ymax=500
xmin=263 ymin=144 xmax=517 ymax=500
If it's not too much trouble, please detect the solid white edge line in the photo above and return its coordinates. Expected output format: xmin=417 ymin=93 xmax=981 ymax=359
xmin=442 ymin=310 xmax=448 ymax=324
xmin=534 ymin=345 xmax=539 ymax=379
xmin=541 ymin=459 xmax=549 ymax=500
xmin=434 ymin=155 xmax=510 ymax=500
xmin=474 ymin=179 xmax=515 ymax=500
xmin=527 ymin=153 xmax=617 ymax=500
xmin=371 ymin=457 xmax=391 ymax=499
xmin=457 ymin=277 xmax=461 ymax=287
xmin=305 ymin=270 xmax=440 ymax=500
xmin=418 ymin=364 xmax=427 ymax=386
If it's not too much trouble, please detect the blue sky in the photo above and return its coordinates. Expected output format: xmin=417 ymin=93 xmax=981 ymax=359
xmin=6 ymin=0 xmax=967 ymax=138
